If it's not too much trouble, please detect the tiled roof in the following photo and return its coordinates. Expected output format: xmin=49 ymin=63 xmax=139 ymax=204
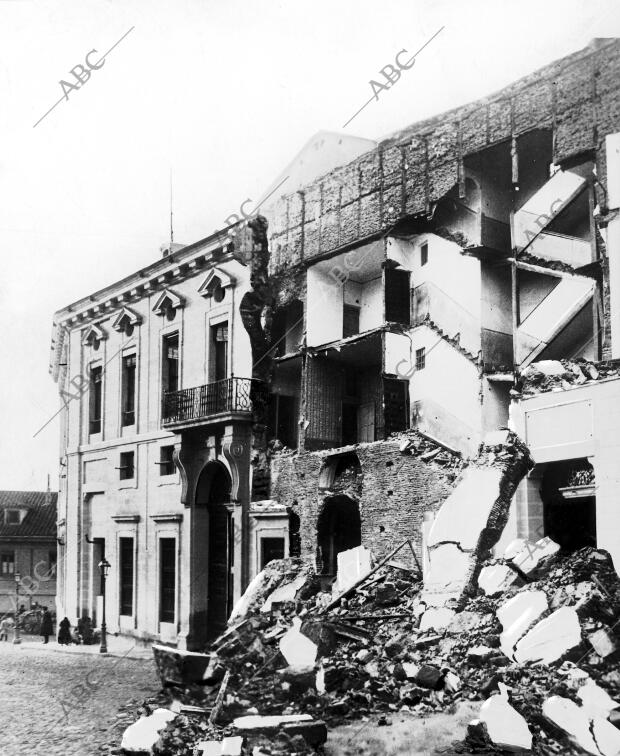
xmin=0 ymin=491 xmax=57 ymax=539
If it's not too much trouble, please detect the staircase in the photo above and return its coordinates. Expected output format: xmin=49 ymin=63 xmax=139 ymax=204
xmin=517 ymin=275 xmax=595 ymax=366
xmin=513 ymin=169 xmax=590 ymax=267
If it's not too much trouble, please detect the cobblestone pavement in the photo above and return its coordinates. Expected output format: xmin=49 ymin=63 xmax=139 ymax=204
xmin=0 ymin=640 xmax=160 ymax=756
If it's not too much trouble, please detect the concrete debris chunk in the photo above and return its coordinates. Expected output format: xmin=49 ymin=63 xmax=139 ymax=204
xmin=279 ymin=617 xmax=318 ymax=668
xmin=478 ymin=564 xmax=518 ymax=596
xmin=508 ymin=536 xmax=560 ymax=575
xmin=419 ymin=607 xmax=455 ymax=631
xmin=497 ymin=590 xmax=548 ymax=659
xmin=261 ymin=575 xmax=307 ymax=613
xmin=542 ymin=696 xmax=600 ymax=755
xmin=592 ymin=717 xmax=620 ymax=756
xmin=120 ymin=708 xmax=176 ymax=753
xmin=578 ymin=678 xmax=620 ymax=719
xmin=402 ymin=662 xmax=420 ymax=679
xmin=232 ymin=714 xmax=313 ymax=731
xmin=415 ymin=664 xmax=442 ymax=690
xmin=589 ymin=627 xmax=619 ymax=658
xmin=334 ymin=545 xmax=373 ymax=594
xmin=477 ymin=691 xmax=533 ymax=752
xmin=423 ymin=542 xmax=472 ymax=604
xmin=427 ymin=467 xmax=504 ymax=551
xmin=514 ymin=606 xmax=581 ymax=664
xmin=196 ymin=736 xmax=244 ymax=756
xmin=532 ymin=360 xmax=567 ymax=376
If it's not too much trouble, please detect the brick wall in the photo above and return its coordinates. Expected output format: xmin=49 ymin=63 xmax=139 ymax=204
xmin=270 ymin=435 xmax=460 ymax=569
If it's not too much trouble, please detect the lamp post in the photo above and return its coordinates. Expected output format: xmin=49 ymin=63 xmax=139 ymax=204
xmin=98 ymin=557 xmax=111 ymax=654
xmin=13 ymin=572 xmax=21 ymax=644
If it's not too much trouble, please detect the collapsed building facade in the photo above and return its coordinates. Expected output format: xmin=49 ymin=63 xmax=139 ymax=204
xmin=49 ymin=38 xmax=620 ymax=651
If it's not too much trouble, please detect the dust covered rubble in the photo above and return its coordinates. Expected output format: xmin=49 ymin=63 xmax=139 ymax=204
xmin=118 ymin=436 xmax=620 ymax=756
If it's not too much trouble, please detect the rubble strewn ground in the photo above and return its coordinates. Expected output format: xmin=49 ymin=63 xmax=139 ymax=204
xmin=116 ymin=434 xmax=620 ymax=756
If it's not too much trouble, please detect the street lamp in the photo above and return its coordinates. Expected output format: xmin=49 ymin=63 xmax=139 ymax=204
xmin=98 ymin=557 xmax=111 ymax=654
xmin=13 ymin=572 xmax=21 ymax=644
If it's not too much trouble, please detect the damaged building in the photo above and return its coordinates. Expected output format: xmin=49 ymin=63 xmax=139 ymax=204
xmin=50 ymin=38 xmax=620 ymax=651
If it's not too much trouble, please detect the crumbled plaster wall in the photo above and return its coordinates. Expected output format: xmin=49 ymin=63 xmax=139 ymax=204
xmin=266 ymin=41 xmax=620 ymax=277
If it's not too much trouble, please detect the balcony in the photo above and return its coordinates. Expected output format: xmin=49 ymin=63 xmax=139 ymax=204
xmin=162 ymin=377 xmax=259 ymax=428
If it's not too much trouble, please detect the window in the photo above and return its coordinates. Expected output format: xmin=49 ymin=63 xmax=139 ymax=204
xmin=119 ymin=537 xmax=134 ymax=616
xmin=119 ymin=451 xmax=135 ymax=481
xmin=1 ymin=552 xmax=15 ymax=576
xmin=162 ymin=333 xmax=179 ymax=395
xmin=415 ymin=347 xmax=426 ymax=371
xmin=48 ymin=551 xmax=57 ymax=576
xmin=89 ymin=365 xmax=103 ymax=435
xmin=159 ymin=445 xmax=175 ymax=476
xmin=385 ymin=268 xmax=411 ymax=325
xmin=420 ymin=242 xmax=428 ymax=266
xmin=121 ymin=354 xmax=136 ymax=426
xmin=343 ymin=305 xmax=360 ymax=338
xmin=211 ymin=323 xmax=228 ymax=382
xmin=5 ymin=510 xmax=20 ymax=525
xmin=260 ymin=537 xmax=285 ymax=569
xmin=159 ymin=538 xmax=176 ymax=623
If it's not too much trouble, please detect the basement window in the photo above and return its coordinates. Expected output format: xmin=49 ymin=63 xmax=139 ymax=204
xmin=415 ymin=347 xmax=426 ymax=370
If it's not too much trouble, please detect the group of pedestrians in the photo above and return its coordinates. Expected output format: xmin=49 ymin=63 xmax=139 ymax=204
xmin=0 ymin=606 xmax=54 ymax=643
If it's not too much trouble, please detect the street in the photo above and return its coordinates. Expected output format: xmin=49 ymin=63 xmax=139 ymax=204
xmin=0 ymin=640 xmax=159 ymax=756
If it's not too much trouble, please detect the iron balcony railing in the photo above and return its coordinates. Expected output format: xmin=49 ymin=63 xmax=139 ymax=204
xmin=162 ymin=377 xmax=258 ymax=425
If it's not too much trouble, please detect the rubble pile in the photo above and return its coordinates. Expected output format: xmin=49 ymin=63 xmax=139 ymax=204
xmin=132 ymin=541 xmax=620 ymax=756
xmin=116 ymin=435 xmax=619 ymax=755
xmin=518 ymin=358 xmax=620 ymax=396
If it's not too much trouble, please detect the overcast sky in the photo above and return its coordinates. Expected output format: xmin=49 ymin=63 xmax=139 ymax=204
xmin=1 ymin=0 xmax=619 ymax=490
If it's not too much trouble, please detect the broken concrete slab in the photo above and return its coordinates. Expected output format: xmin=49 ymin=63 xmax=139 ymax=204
xmin=196 ymin=736 xmax=245 ymax=756
xmin=477 ymin=692 xmax=532 ymax=752
xmin=422 ymin=542 xmax=472 ymax=605
xmin=478 ymin=564 xmax=518 ymax=596
xmin=427 ymin=467 xmax=504 ymax=551
xmin=592 ymin=716 xmax=620 ymax=756
xmin=497 ymin=590 xmax=548 ymax=659
xmin=279 ymin=617 xmax=318 ymax=668
xmin=402 ymin=662 xmax=420 ymax=679
xmin=120 ymin=708 xmax=177 ymax=753
xmin=589 ymin=627 xmax=619 ymax=658
xmin=152 ymin=644 xmax=218 ymax=687
xmin=508 ymin=536 xmax=560 ymax=576
xmin=419 ymin=607 xmax=455 ymax=632
xmin=578 ymin=678 xmax=620 ymax=719
xmin=282 ymin=719 xmax=328 ymax=747
xmin=232 ymin=714 xmax=313 ymax=733
xmin=542 ymin=696 xmax=600 ymax=755
xmin=514 ymin=606 xmax=581 ymax=664
xmin=334 ymin=545 xmax=372 ymax=594
xmin=261 ymin=575 xmax=307 ymax=613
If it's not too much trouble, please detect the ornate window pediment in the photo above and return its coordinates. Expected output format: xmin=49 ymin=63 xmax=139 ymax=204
xmin=153 ymin=289 xmax=184 ymax=320
xmin=112 ymin=306 xmax=142 ymax=334
xmin=81 ymin=323 xmax=108 ymax=348
xmin=198 ymin=268 xmax=235 ymax=300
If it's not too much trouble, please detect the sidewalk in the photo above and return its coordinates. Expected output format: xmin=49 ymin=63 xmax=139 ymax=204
xmin=8 ymin=632 xmax=153 ymax=660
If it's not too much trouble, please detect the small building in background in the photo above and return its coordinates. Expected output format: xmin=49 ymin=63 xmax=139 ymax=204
xmin=0 ymin=490 xmax=57 ymax=613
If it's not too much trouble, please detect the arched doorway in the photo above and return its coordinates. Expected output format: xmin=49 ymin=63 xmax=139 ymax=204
xmin=195 ymin=462 xmax=233 ymax=640
xmin=316 ymin=495 xmax=361 ymax=576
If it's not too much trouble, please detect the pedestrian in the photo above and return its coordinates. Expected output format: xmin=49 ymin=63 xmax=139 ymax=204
xmin=0 ymin=617 xmax=10 ymax=641
xmin=57 ymin=616 xmax=72 ymax=645
xmin=40 ymin=606 xmax=53 ymax=644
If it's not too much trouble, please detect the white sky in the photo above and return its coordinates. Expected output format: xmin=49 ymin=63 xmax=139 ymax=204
xmin=1 ymin=0 xmax=619 ymax=490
